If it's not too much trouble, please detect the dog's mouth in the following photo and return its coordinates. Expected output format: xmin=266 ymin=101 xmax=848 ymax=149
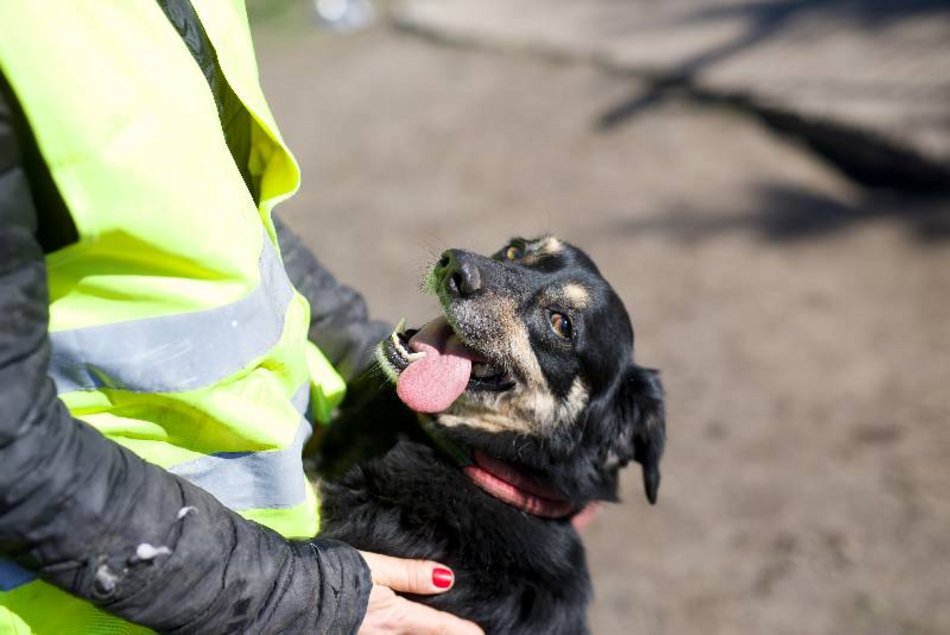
xmin=380 ymin=316 xmax=515 ymax=413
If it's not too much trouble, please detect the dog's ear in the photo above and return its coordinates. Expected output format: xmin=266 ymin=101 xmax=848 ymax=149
xmin=626 ymin=365 xmax=666 ymax=504
xmin=595 ymin=364 xmax=666 ymax=504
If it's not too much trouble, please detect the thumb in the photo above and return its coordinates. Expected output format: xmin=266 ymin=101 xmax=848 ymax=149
xmin=358 ymin=551 xmax=455 ymax=595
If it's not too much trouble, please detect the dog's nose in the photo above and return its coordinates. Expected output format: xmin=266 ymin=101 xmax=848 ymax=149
xmin=437 ymin=249 xmax=483 ymax=298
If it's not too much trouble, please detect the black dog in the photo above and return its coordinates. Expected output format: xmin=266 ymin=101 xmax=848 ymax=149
xmin=316 ymin=236 xmax=665 ymax=634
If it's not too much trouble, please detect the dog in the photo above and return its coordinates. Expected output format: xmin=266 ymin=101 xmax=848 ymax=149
xmin=315 ymin=236 xmax=665 ymax=634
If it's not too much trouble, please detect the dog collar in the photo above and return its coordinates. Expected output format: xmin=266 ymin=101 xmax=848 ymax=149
xmin=418 ymin=416 xmax=575 ymax=519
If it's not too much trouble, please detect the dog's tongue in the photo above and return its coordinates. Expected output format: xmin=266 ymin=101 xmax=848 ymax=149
xmin=396 ymin=318 xmax=474 ymax=413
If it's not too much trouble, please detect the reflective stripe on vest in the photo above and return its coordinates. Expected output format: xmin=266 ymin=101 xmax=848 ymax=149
xmin=167 ymin=383 xmax=313 ymax=511
xmin=49 ymin=233 xmax=293 ymax=395
xmin=0 ymin=2 xmax=345 ymax=631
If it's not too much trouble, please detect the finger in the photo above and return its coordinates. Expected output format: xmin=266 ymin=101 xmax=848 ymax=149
xmin=359 ymin=551 xmax=455 ymax=595
xmin=390 ymin=595 xmax=484 ymax=635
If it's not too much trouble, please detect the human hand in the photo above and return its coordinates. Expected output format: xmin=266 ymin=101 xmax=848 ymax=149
xmin=357 ymin=551 xmax=484 ymax=635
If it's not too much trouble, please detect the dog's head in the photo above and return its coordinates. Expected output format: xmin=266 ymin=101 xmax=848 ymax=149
xmin=377 ymin=236 xmax=665 ymax=509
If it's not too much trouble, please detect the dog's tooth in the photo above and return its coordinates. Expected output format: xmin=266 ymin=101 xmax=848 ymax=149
xmin=395 ymin=317 xmax=407 ymax=334
xmin=392 ymin=337 xmax=409 ymax=357
xmin=406 ymin=351 xmax=427 ymax=362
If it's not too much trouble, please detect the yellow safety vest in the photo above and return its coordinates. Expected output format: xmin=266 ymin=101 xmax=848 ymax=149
xmin=0 ymin=1 xmax=345 ymax=632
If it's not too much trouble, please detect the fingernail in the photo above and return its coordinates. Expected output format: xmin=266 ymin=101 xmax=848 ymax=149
xmin=432 ymin=567 xmax=453 ymax=589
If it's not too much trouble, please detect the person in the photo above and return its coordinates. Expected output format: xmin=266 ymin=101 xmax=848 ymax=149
xmin=0 ymin=1 xmax=482 ymax=633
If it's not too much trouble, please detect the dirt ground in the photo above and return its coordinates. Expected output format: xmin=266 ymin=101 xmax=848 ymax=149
xmin=252 ymin=11 xmax=950 ymax=634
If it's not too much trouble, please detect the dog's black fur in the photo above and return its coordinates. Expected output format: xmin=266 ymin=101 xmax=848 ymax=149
xmin=316 ymin=237 xmax=665 ymax=634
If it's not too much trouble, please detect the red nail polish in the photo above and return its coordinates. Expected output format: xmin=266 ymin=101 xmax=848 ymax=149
xmin=432 ymin=567 xmax=453 ymax=589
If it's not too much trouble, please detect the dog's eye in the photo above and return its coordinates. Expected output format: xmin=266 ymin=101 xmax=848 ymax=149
xmin=505 ymin=244 xmax=524 ymax=260
xmin=549 ymin=312 xmax=573 ymax=339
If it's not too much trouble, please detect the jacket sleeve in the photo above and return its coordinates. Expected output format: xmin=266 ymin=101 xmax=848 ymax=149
xmin=275 ymin=215 xmax=391 ymax=383
xmin=0 ymin=79 xmax=371 ymax=634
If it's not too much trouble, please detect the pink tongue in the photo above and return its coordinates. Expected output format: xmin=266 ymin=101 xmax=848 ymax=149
xmin=396 ymin=320 xmax=473 ymax=413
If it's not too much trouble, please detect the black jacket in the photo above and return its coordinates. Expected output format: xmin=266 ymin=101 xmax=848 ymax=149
xmin=0 ymin=2 xmax=388 ymax=632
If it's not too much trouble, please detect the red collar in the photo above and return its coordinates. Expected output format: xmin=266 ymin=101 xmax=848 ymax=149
xmin=464 ymin=451 xmax=575 ymax=519
xmin=420 ymin=418 xmax=575 ymax=519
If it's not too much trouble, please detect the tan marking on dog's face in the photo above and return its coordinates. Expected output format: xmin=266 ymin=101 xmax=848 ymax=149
xmin=445 ymin=293 xmax=547 ymax=392
xmin=437 ymin=373 xmax=589 ymax=437
xmin=502 ymin=305 xmax=547 ymax=392
xmin=555 ymin=378 xmax=589 ymax=426
xmin=536 ymin=236 xmax=563 ymax=256
xmin=521 ymin=236 xmax=564 ymax=265
xmin=439 ymin=290 xmax=562 ymax=436
xmin=561 ymin=283 xmax=590 ymax=310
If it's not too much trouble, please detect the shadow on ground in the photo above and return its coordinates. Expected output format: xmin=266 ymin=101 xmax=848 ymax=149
xmin=599 ymin=0 xmax=950 ymax=127
xmin=595 ymin=0 xmax=950 ymax=192
xmin=609 ymin=185 xmax=950 ymax=245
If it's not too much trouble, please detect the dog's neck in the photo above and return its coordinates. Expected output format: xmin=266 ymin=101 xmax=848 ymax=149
xmin=416 ymin=414 xmax=577 ymax=519
xmin=418 ymin=415 xmax=474 ymax=466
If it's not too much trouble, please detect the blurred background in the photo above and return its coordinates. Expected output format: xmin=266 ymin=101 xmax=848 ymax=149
xmin=248 ymin=1 xmax=950 ymax=633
